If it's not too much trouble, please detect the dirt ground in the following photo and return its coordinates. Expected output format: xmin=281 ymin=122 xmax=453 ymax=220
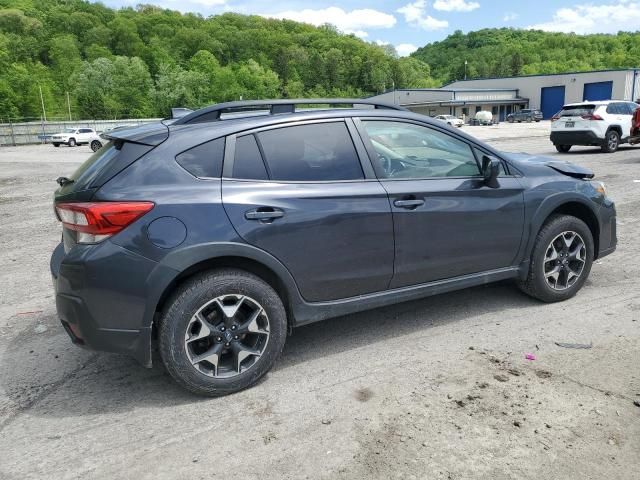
xmin=0 ymin=123 xmax=639 ymax=480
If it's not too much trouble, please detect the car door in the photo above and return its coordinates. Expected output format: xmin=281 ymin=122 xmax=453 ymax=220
xmin=356 ymin=118 xmax=525 ymax=288
xmin=221 ymin=119 xmax=394 ymax=302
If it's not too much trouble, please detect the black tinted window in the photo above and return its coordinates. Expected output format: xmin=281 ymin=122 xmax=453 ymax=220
xmin=233 ymin=134 xmax=268 ymax=180
xmin=606 ymin=103 xmax=623 ymax=114
xmin=256 ymin=122 xmax=363 ymax=181
xmin=176 ymin=138 xmax=224 ymax=178
xmin=559 ymin=105 xmax=595 ymax=117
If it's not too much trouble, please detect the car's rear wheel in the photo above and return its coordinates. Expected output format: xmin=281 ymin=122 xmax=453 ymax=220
xmin=90 ymin=140 xmax=102 ymax=152
xmin=68 ymin=138 xmax=76 ymax=147
xmin=159 ymin=269 xmax=287 ymax=396
xmin=602 ymin=130 xmax=619 ymax=153
xmin=555 ymin=144 xmax=571 ymax=153
xmin=517 ymin=214 xmax=594 ymax=302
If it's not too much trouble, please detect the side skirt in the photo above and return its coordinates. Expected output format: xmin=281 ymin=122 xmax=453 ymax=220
xmin=292 ymin=267 xmax=521 ymax=326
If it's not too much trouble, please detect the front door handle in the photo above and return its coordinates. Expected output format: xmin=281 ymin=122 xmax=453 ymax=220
xmin=394 ymin=198 xmax=425 ymax=209
xmin=244 ymin=207 xmax=285 ymax=221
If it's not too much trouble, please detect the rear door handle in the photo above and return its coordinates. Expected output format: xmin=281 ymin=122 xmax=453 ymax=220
xmin=244 ymin=207 xmax=285 ymax=221
xmin=393 ymin=199 xmax=425 ymax=209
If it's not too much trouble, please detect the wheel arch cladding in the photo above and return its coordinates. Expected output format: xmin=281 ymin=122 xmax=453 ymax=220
xmin=145 ymin=244 xmax=302 ymax=332
xmin=548 ymin=202 xmax=600 ymax=256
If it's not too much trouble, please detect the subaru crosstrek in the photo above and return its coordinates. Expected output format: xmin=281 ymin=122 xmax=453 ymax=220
xmin=51 ymin=99 xmax=617 ymax=396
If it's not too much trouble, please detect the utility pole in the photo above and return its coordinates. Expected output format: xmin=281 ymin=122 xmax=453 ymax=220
xmin=66 ymin=91 xmax=72 ymax=121
xmin=464 ymin=60 xmax=468 ymax=80
xmin=38 ymin=85 xmax=47 ymax=122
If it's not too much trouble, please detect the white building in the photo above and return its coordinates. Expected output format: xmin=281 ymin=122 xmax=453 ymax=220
xmin=370 ymin=69 xmax=640 ymax=121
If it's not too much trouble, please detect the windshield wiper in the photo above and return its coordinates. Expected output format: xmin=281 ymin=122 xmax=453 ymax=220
xmin=56 ymin=176 xmax=74 ymax=187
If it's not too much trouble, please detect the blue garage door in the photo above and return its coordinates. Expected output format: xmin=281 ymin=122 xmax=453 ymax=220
xmin=583 ymin=81 xmax=613 ymax=101
xmin=540 ymin=86 xmax=565 ymax=119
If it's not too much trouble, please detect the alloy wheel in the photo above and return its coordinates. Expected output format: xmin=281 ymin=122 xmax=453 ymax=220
xmin=543 ymin=231 xmax=586 ymax=291
xmin=184 ymin=294 xmax=270 ymax=378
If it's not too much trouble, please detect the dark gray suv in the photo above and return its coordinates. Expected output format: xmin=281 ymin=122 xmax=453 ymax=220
xmin=50 ymin=99 xmax=617 ymax=396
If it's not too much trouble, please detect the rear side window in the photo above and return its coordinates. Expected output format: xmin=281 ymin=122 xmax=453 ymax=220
xmin=256 ymin=122 xmax=364 ymax=181
xmin=233 ymin=134 xmax=268 ymax=180
xmin=176 ymin=138 xmax=225 ymax=178
xmin=558 ymin=105 xmax=595 ymax=117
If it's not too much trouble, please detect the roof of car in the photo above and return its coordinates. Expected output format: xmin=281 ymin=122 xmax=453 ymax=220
xmin=562 ymin=100 xmax=631 ymax=107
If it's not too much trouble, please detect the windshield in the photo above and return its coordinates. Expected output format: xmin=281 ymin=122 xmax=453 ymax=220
xmin=63 ymin=128 xmax=76 ymax=133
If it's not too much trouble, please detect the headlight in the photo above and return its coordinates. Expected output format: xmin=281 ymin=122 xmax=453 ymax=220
xmin=591 ymin=181 xmax=607 ymax=196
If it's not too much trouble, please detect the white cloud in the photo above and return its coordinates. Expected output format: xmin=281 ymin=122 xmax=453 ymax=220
xmin=529 ymin=1 xmax=640 ymax=34
xmin=396 ymin=43 xmax=419 ymax=56
xmin=261 ymin=7 xmax=396 ymax=38
xmin=433 ymin=0 xmax=480 ymax=12
xmin=503 ymin=12 xmax=519 ymax=22
xmin=398 ymin=0 xmax=449 ymax=30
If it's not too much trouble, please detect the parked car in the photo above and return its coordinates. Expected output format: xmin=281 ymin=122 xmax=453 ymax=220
xmin=630 ymin=102 xmax=640 ymax=144
xmin=434 ymin=114 xmax=464 ymax=127
xmin=88 ymin=132 xmax=104 ymax=152
xmin=507 ymin=109 xmax=543 ymax=123
xmin=550 ymin=100 xmax=639 ymax=153
xmin=51 ymin=99 xmax=616 ymax=396
xmin=51 ymin=127 xmax=97 ymax=147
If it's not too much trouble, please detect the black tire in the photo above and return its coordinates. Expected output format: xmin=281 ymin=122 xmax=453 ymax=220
xmin=555 ymin=144 xmax=571 ymax=153
xmin=68 ymin=138 xmax=76 ymax=147
xmin=517 ymin=214 xmax=594 ymax=303
xmin=159 ymin=269 xmax=287 ymax=396
xmin=601 ymin=130 xmax=619 ymax=153
xmin=53 ymin=143 xmax=60 ymax=147
xmin=90 ymin=140 xmax=102 ymax=152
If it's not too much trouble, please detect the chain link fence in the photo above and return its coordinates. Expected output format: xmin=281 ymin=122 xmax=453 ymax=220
xmin=0 ymin=117 xmax=162 ymax=146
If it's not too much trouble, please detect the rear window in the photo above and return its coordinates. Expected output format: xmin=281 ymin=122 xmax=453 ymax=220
xmin=176 ymin=138 xmax=225 ymax=178
xmin=557 ymin=105 xmax=596 ymax=117
xmin=69 ymin=141 xmax=119 ymax=186
xmin=256 ymin=122 xmax=364 ymax=182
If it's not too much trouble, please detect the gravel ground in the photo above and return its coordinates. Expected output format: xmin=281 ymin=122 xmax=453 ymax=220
xmin=0 ymin=126 xmax=639 ymax=480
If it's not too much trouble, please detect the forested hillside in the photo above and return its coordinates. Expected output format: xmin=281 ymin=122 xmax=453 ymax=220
xmin=413 ymin=28 xmax=640 ymax=84
xmin=0 ymin=0 xmax=435 ymax=120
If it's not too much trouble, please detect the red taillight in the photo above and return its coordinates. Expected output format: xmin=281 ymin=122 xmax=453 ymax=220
xmin=551 ymin=115 xmax=560 ymax=121
xmin=55 ymin=202 xmax=154 ymax=243
xmin=581 ymin=113 xmax=603 ymax=120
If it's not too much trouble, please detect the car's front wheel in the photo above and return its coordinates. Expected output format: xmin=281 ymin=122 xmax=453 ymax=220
xmin=555 ymin=144 xmax=571 ymax=153
xmin=602 ymin=130 xmax=620 ymax=153
xmin=517 ymin=214 xmax=594 ymax=303
xmin=68 ymin=138 xmax=76 ymax=147
xmin=159 ymin=269 xmax=287 ymax=396
xmin=53 ymin=143 xmax=60 ymax=147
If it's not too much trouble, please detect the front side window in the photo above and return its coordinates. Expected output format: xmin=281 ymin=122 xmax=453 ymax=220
xmin=361 ymin=120 xmax=481 ymax=179
xmin=256 ymin=122 xmax=363 ymax=182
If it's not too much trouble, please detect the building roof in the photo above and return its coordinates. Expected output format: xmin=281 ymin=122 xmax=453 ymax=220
xmin=444 ymin=68 xmax=639 ymax=87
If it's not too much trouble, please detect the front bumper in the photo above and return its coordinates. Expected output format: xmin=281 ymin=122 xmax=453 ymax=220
xmin=550 ymin=130 xmax=602 ymax=146
xmin=50 ymin=241 xmax=158 ymax=366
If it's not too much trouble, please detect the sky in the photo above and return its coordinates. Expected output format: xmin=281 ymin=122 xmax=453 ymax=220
xmin=99 ymin=0 xmax=640 ymax=56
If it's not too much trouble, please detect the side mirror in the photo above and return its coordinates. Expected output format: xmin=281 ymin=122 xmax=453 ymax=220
xmin=482 ymin=155 xmax=500 ymax=188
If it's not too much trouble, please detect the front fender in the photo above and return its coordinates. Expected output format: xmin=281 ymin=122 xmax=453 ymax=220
xmin=519 ymin=192 xmax=600 ymax=277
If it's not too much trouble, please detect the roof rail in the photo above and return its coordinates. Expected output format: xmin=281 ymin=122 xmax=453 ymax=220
xmin=172 ymin=98 xmax=406 ymax=125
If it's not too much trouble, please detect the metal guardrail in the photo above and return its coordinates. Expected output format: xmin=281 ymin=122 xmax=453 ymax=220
xmin=0 ymin=118 xmax=161 ymax=146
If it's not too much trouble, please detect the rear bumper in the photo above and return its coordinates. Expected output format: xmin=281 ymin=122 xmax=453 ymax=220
xmin=50 ymin=241 xmax=158 ymax=366
xmin=550 ymin=130 xmax=602 ymax=146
